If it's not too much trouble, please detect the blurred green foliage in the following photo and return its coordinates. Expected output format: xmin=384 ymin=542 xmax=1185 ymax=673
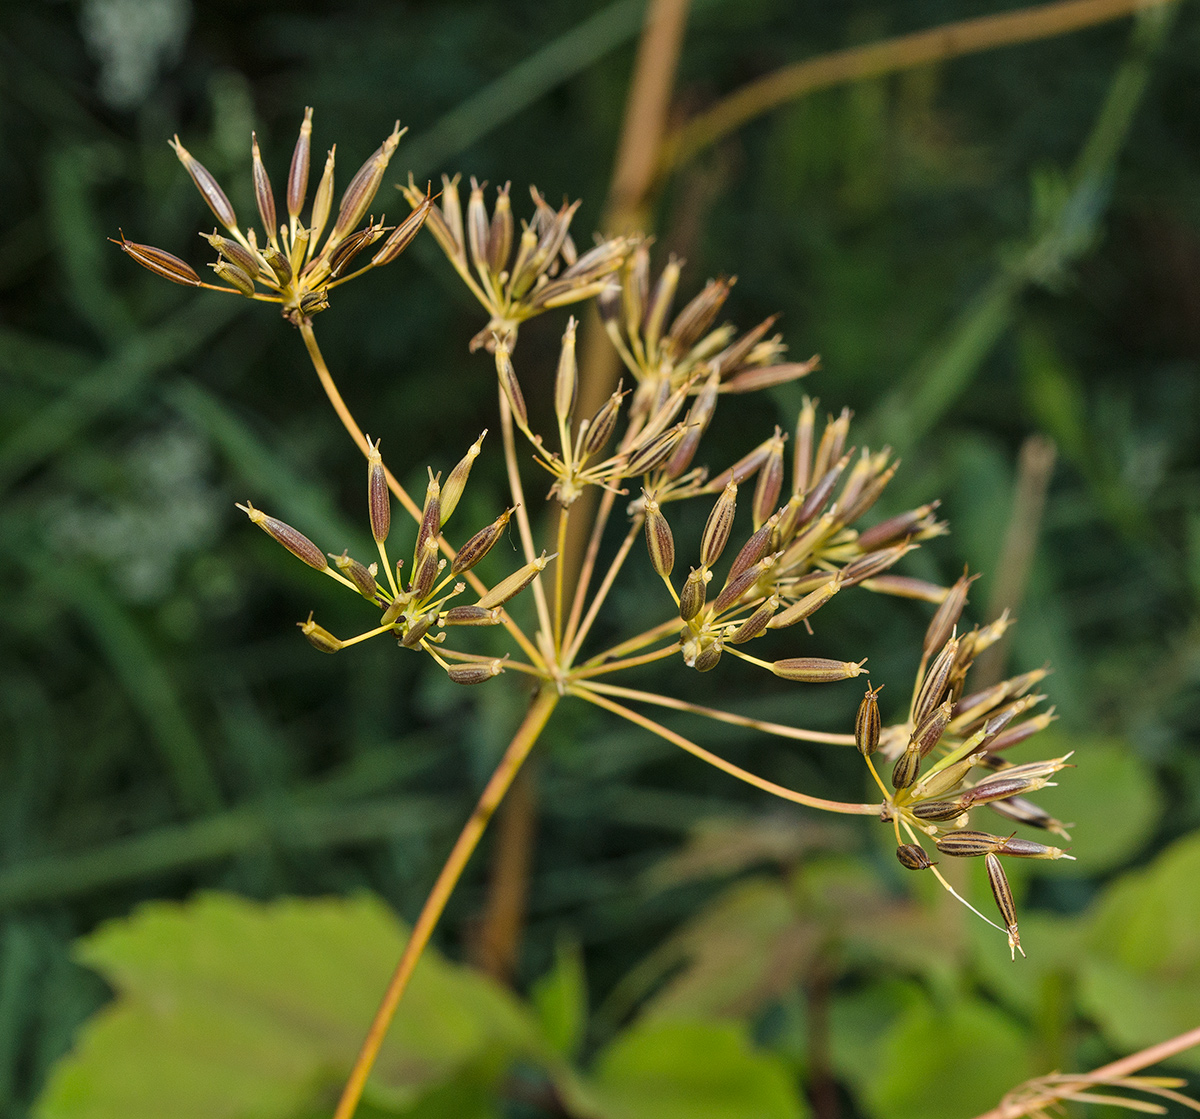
xmin=3 ymin=0 xmax=1200 ymax=1115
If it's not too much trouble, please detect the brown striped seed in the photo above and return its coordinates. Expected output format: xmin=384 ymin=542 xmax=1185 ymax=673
xmin=911 ymin=799 xmax=970 ymax=821
xmin=643 ymin=494 xmax=675 ymax=578
xmin=170 ymin=136 xmax=237 ymax=231
xmin=855 ymin=684 xmax=882 ymax=757
xmin=771 ymin=657 xmax=866 ymax=683
xmin=701 ymin=482 xmax=738 ymax=568
xmin=923 ymin=568 xmax=979 ymax=658
xmin=212 ymin=259 xmax=256 ymax=295
xmin=985 ymin=853 xmax=1022 ymax=958
xmin=114 ymin=235 xmax=201 ymax=287
xmin=581 ymin=383 xmax=625 ymax=460
xmin=451 ymin=507 xmax=514 ymax=575
xmin=287 ymin=107 xmax=312 ymax=220
xmin=366 ymin=439 xmax=390 ymax=544
xmin=727 ymin=595 xmax=779 ymax=645
xmin=441 ymin=605 xmax=502 ymax=626
xmin=373 ymin=195 xmax=431 ymax=266
xmin=238 ymin=502 xmax=327 ymax=570
xmin=911 ymin=699 xmax=954 ymax=759
xmin=495 ymin=341 xmax=528 ymax=429
xmin=679 ymin=566 xmax=710 ymax=622
xmin=891 ymin=746 xmax=921 ymax=790
xmin=250 ymin=132 xmax=277 ymax=245
xmin=332 ymin=122 xmax=403 ymax=240
xmin=310 ymin=145 xmax=336 ymax=249
xmin=409 ymin=536 xmax=442 ymax=599
xmin=555 ymin=317 xmax=579 ymax=425
xmin=896 ymin=843 xmax=936 ymax=870
xmin=447 ymin=658 xmax=506 ymax=685
xmin=331 ymin=551 xmax=378 ymax=599
xmin=440 ymin=431 xmax=486 ymax=524
xmin=768 ymin=574 xmax=843 ymax=630
xmin=476 ymin=552 xmax=552 ymax=610
xmin=914 ymin=636 xmax=961 ymax=726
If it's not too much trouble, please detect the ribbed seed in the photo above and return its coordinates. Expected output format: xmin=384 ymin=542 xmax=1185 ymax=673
xmin=170 ymin=137 xmax=237 ymax=231
xmin=963 ymin=773 xmax=1050 ymax=806
xmin=908 ymin=751 xmax=986 ymax=802
xmin=712 ymin=557 xmax=772 ymax=616
xmin=204 ymin=231 xmax=258 ymax=276
xmin=768 ymin=574 xmax=842 ymax=630
xmin=287 ymin=107 xmax=313 ymax=220
xmin=701 ymin=482 xmax=738 ymax=568
xmin=623 ymin=244 xmax=647 ymax=340
xmin=924 ymin=568 xmax=978 ymax=658
xmin=442 ymin=605 xmax=502 ymax=626
xmin=985 ymin=713 xmax=1055 ymax=755
xmin=914 ymin=636 xmax=961 ymax=726
xmin=665 ymin=372 xmax=719 ymax=479
xmin=476 ymin=552 xmax=551 ymax=609
xmin=466 ymin=177 xmax=489 ymax=273
xmin=495 ymin=342 xmax=528 ymax=429
xmin=643 ymin=494 xmax=675 ymax=578
xmin=911 ymin=699 xmax=953 ymax=759
xmin=262 ymin=246 xmax=291 ymax=285
xmin=642 ymin=257 xmax=680 ymax=360
xmin=794 ymin=454 xmax=849 ymax=528
xmin=891 ymin=746 xmax=921 ymax=790
xmin=581 ymin=384 xmax=624 ymax=460
xmin=332 ymin=123 xmax=403 ymax=240
xmin=840 ymin=542 xmax=915 ymax=589
xmin=328 ymin=224 xmax=383 ymax=277
xmin=667 ymin=277 xmax=732 ymax=354
xmin=400 ymin=612 xmax=436 ymax=648
xmin=690 ymin=640 xmax=723 ymax=673
xmin=448 ymin=659 xmax=506 ymax=685
xmin=934 ymin=830 xmax=1005 ymax=858
xmin=373 ymin=196 xmax=431 ymax=265
xmin=728 ymin=595 xmax=778 ymax=644
xmin=238 ymin=502 xmax=327 ymax=570
xmin=310 ymin=146 xmax=336 ymax=250
xmin=753 ymin=431 xmax=785 ymax=529
xmin=212 ymin=259 xmax=256 ymax=295
xmin=555 ymin=317 xmax=578 ymax=427
xmin=415 ymin=470 xmax=442 ymax=561
xmin=331 ymin=551 xmax=378 ymax=599
xmin=993 ymin=835 xmax=1070 ymax=860
xmin=855 ymin=684 xmax=882 ymax=756
xmin=896 ymin=843 xmax=935 ymax=870
xmin=985 ymin=853 xmax=1022 ymax=958
xmin=857 ymin=504 xmax=940 ymax=552
xmin=440 ymin=173 xmax=465 ymax=257
xmin=450 ymin=508 xmax=513 ymax=575
xmin=840 ymin=459 xmax=899 ymax=524
xmin=410 ymin=536 xmax=441 ymax=600
xmin=250 ymin=132 xmax=277 ymax=246
xmin=114 ymin=236 xmax=201 ymax=286
xmin=679 ymin=566 xmax=710 ymax=622
xmin=441 ymin=431 xmax=486 ymax=524
xmin=911 ymin=799 xmax=970 ymax=821
xmin=488 ymin=183 xmax=513 ymax=274
xmin=298 ymin=613 xmax=342 ymax=654
xmin=812 ymin=407 xmax=850 ymax=481
xmin=987 ymin=795 xmax=1069 ymax=837
xmin=771 ymin=657 xmax=866 ymax=683
xmin=792 ymin=397 xmax=816 ymax=495
xmin=367 ymin=440 xmax=390 ymax=544
xmin=623 ymin=424 xmax=687 ymax=477
xmin=727 ymin=516 xmax=778 ymax=585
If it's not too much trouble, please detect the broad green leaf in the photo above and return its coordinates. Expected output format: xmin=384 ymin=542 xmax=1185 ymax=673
xmin=851 ymin=990 xmax=1032 ymax=1119
xmin=575 ymin=1019 xmax=808 ymax=1119
xmin=531 ymin=936 xmax=588 ymax=1059
xmin=36 ymin=893 xmax=540 ymax=1119
xmin=1030 ymin=733 xmax=1161 ymax=873
xmin=1078 ymin=830 xmax=1200 ymax=1069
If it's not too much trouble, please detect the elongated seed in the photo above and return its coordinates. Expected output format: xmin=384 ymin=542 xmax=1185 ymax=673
xmin=400 ymin=612 xmax=437 ymax=648
xmin=409 ymin=536 xmax=441 ymax=599
xmin=466 ymin=177 xmax=489 ymax=273
xmin=495 ymin=342 xmax=528 ymax=429
xmin=753 ymin=431 xmax=785 ymax=529
xmin=985 ymin=853 xmax=1022 ymax=958
xmin=728 ymin=595 xmax=778 ymax=645
xmin=679 ymin=566 xmax=709 ymax=622
xmin=988 ymin=795 xmax=1069 ymax=837
xmin=841 ymin=542 xmax=915 ymax=589
xmin=768 ymin=574 xmax=842 ymax=630
xmin=891 ymin=746 xmax=921 ymax=790
xmin=911 ymin=699 xmax=953 ymax=759
xmin=896 ymin=843 xmax=935 ymax=870
xmin=441 ymin=431 xmax=486 ymax=524
xmin=204 ymin=231 xmax=258 ymax=276
xmin=793 ymin=397 xmax=816 ymax=495
xmin=373 ymin=196 xmax=431 ymax=265
xmin=442 ymin=605 xmax=502 ymax=626
xmin=238 ymin=502 xmax=326 ymax=570
xmin=857 ymin=502 xmax=941 ymax=551
xmin=476 ymin=552 xmax=552 ymax=609
xmin=914 ymin=636 xmax=961 ymax=726
xmin=415 ymin=470 xmax=442 ymax=560
xmin=488 ymin=183 xmax=513 ymax=274
xmin=701 ymin=482 xmax=738 ymax=568
xmin=287 ymin=107 xmax=313 ymax=220
xmin=114 ymin=236 xmax=201 ymax=286
xmin=771 ymin=657 xmax=865 ymax=683
xmin=331 ymin=551 xmax=378 ymax=599
xmin=366 ymin=440 xmax=390 ymax=544
xmin=934 ymin=830 xmax=1005 ymax=857
xmin=448 ymin=659 xmax=506 ymax=685
xmin=440 ymin=173 xmax=465 ymax=256
xmin=299 ymin=613 xmax=342 ymax=653
xmin=855 ymin=684 xmax=882 ymax=756
xmin=451 ymin=507 xmax=513 ymax=575
xmin=555 ymin=317 xmax=578 ymax=427
xmin=643 ymin=494 xmax=675 ymax=578
xmin=924 ymin=568 xmax=978 ymax=658
xmin=581 ymin=384 xmax=624 ymax=459
xmin=310 ymin=146 xmax=336 ymax=249
xmin=712 ymin=557 xmax=773 ymax=615
xmin=728 ymin=516 xmax=778 ymax=586
xmin=690 ymin=641 xmax=723 ymax=672
xmin=667 ymin=277 xmax=732 ymax=354
xmin=170 ymin=137 xmax=237 ymax=231
xmin=250 ymin=132 xmax=277 ymax=245
xmin=332 ymin=123 xmax=403 ymax=239
xmin=911 ymin=799 xmax=970 ymax=821
xmin=642 ymin=256 xmax=680 ymax=360
xmin=623 ymin=424 xmax=687 ymax=477
xmin=212 ymin=259 xmax=256 ymax=295
xmin=262 ymin=246 xmax=291 ymax=285
xmin=794 ymin=455 xmax=849 ymax=528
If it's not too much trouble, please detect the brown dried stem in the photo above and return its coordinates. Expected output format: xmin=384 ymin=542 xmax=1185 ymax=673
xmin=660 ymin=0 xmax=1177 ymax=179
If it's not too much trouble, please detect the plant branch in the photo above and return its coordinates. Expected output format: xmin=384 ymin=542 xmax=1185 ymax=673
xmin=564 ymin=516 xmax=643 ymax=666
xmin=572 ymin=685 xmax=879 ymax=815
xmin=660 ymin=0 xmax=1177 ymax=178
xmin=331 ymin=687 xmax=559 ymax=1119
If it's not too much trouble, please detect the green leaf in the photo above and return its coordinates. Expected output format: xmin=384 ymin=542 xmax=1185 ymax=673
xmin=573 ymin=1019 xmax=808 ymax=1119
xmin=531 ymin=936 xmax=588 ymax=1059
xmin=35 ymin=893 xmax=540 ymax=1119
xmin=848 ymin=989 xmax=1032 ymax=1119
xmin=1030 ymin=732 xmax=1161 ymax=873
xmin=1078 ymin=830 xmax=1200 ymax=1069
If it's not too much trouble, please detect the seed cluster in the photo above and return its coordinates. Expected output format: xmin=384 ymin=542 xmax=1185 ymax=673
xmin=115 ymin=108 xmax=429 ymax=324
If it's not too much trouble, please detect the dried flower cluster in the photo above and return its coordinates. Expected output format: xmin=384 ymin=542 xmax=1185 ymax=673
xmin=117 ymin=110 xmax=1078 ymax=990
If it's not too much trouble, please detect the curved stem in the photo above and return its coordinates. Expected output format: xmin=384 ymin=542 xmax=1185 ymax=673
xmin=331 ymin=687 xmax=559 ymax=1119
xmin=297 ymin=318 xmax=543 ymax=668
xmin=580 ymin=680 xmax=857 ymax=745
xmin=572 ymin=685 xmax=879 ymax=816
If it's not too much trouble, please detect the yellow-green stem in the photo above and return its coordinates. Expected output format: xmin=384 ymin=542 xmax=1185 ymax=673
xmin=331 ymin=687 xmax=559 ymax=1119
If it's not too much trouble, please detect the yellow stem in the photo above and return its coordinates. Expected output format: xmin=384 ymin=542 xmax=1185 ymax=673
xmin=583 ymin=616 xmax=684 ymax=667
xmin=331 ymin=687 xmax=559 ymax=1119
xmin=564 ymin=517 xmax=642 ymax=667
xmin=572 ymin=644 xmax=680 ymax=680
xmin=573 ymin=686 xmax=879 ymax=816
xmin=581 ymin=680 xmax=857 ymax=745
xmin=297 ymin=318 xmax=543 ymax=668
xmin=554 ymin=504 xmax=569 ymax=657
